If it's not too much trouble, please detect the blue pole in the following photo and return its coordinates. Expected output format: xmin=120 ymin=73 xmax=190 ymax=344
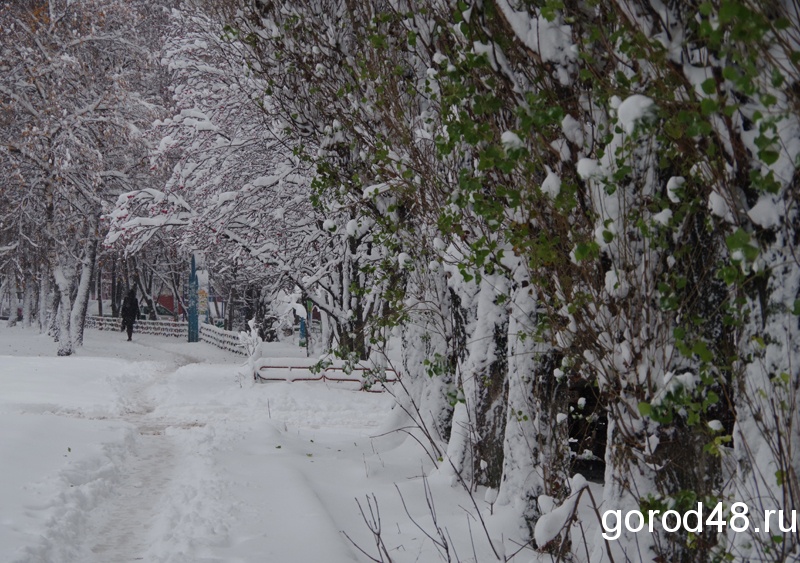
xmin=299 ymin=318 xmax=307 ymax=348
xmin=188 ymin=255 xmax=199 ymax=342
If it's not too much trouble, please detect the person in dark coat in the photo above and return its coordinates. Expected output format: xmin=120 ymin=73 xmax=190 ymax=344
xmin=121 ymin=289 xmax=140 ymax=341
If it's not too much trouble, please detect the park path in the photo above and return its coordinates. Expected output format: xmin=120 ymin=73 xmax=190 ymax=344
xmin=72 ymin=335 xmax=361 ymax=563
xmin=1 ymin=327 xmax=385 ymax=563
xmin=82 ymin=356 xmax=184 ymax=562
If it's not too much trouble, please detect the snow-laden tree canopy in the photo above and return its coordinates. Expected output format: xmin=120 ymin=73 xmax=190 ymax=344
xmin=0 ymin=0 xmax=171 ymax=354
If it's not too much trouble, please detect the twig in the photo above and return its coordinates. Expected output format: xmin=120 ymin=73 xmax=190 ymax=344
xmin=394 ymin=482 xmax=450 ymax=560
xmin=349 ymin=494 xmax=393 ymax=563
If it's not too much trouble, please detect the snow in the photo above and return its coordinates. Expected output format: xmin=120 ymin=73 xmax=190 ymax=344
xmin=604 ymin=269 xmax=630 ymax=299
xmin=652 ymin=208 xmax=672 ymax=226
xmin=617 ymin=95 xmax=655 ymax=135
xmin=500 ymin=130 xmax=524 ymax=151
xmin=561 ymin=114 xmax=584 ymax=146
xmin=747 ymin=195 xmax=781 ymax=229
xmin=0 ymin=325 xmax=558 ymax=563
xmin=576 ymin=158 xmax=603 ymax=180
xmin=533 ymin=475 xmax=588 ymax=548
xmin=708 ymin=190 xmax=734 ymax=222
xmin=362 ymin=182 xmax=388 ymax=199
xmin=666 ymin=176 xmax=684 ymax=203
xmin=541 ymin=166 xmax=561 ymax=198
xmin=494 ymin=0 xmax=575 ymax=85
xmin=397 ymin=252 xmax=412 ymax=269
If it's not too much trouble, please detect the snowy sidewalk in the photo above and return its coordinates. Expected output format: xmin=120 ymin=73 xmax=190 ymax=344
xmin=0 ymin=327 xmax=395 ymax=563
xmin=1 ymin=326 xmax=549 ymax=563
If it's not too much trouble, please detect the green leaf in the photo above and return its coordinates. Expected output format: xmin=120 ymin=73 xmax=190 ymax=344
xmin=693 ymin=340 xmax=714 ymax=362
xmin=574 ymin=241 xmax=599 ymax=261
xmin=760 ymin=149 xmax=780 ymax=165
xmin=726 ymin=228 xmax=759 ymax=262
xmin=638 ymin=402 xmax=653 ymax=417
xmin=701 ymin=78 xmax=717 ymax=95
xmin=701 ymin=98 xmax=718 ymax=115
xmin=664 ymin=117 xmax=683 ymax=139
xmin=719 ymin=1 xmax=745 ymax=24
xmin=722 ymin=66 xmax=740 ymax=81
xmin=762 ymin=93 xmax=778 ymax=108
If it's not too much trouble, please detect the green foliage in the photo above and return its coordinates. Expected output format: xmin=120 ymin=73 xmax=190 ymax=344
xmin=229 ymin=0 xmax=800 ymax=557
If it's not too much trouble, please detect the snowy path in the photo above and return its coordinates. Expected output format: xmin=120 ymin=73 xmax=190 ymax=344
xmin=2 ymin=326 xmax=549 ymax=563
xmin=87 ymin=423 xmax=178 ymax=562
xmin=0 ymin=328 xmax=408 ymax=563
xmin=82 ymin=360 xmax=182 ymax=562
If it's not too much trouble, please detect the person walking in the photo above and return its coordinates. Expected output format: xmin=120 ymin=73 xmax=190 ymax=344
xmin=121 ymin=289 xmax=140 ymax=341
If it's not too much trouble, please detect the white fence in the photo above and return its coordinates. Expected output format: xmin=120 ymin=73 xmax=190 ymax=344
xmin=87 ymin=315 xmax=188 ymax=338
xmin=86 ymin=316 xmax=246 ymax=355
xmin=199 ymin=323 xmax=247 ymax=356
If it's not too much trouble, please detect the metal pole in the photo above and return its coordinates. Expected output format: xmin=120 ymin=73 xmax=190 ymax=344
xmin=188 ymin=255 xmax=199 ymax=342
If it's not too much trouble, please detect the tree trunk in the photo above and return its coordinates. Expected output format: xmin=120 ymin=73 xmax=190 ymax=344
xmin=444 ymin=275 xmax=509 ymax=490
xmin=0 ymin=277 xmax=7 ymax=321
xmin=400 ymin=270 xmax=455 ymax=455
xmin=498 ymin=283 xmax=571 ymax=539
xmin=53 ymin=262 xmax=74 ymax=356
xmin=110 ymin=257 xmax=120 ymax=317
xmin=226 ymin=286 xmax=236 ymax=330
xmin=96 ymin=261 xmax=103 ymax=317
xmin=22 ymin=277 xmax=34 ymax=327
xmin=70 ymin=236 xmax=97 ymax=347
xmin=39 ymin=269 xmax=51 ymax=333
xmin=171 ymin=269 xmax=183 ymax=321
xmin=133 ymin=262 xmax=157 ymax=320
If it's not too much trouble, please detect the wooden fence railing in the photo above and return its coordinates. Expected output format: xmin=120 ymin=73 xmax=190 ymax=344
xmin=86 ymin=316 xmax=246 ymax=355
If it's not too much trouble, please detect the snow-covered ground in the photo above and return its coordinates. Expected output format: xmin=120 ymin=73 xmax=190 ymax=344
xmin=0 ymin=325 xmax=601 ymax=563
